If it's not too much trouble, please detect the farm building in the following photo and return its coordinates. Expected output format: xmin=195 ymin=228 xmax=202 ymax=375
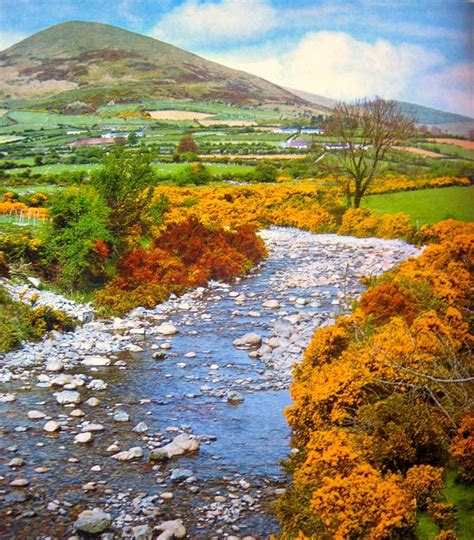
xmin=301 ymin=128 xmax=325 ymax=134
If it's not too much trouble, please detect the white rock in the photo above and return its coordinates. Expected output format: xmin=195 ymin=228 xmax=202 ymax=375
xmin=82 ymin=356 xmax=111 ymax=367
xmin=54 ymin=390 xmax=81 ymax=405
xmin=112 ymin=447 xmax=143 ymax=461
xmin=27 ymin=410 xmax=46 ymax=420
xmin=75 ymin=432 xmax=93 ymax=444
xmin=44 ymin=420 xmax=61 ymax=432
xmin=156 ymin=323 xmax=178 ymax=336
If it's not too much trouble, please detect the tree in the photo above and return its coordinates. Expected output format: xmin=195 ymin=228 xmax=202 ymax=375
xmin=90 ymin=148 xmax=156 ymax=251
xmin=177 ymin=162 xmax=211 ymax=185
xmin=43 ymin=186 xmax=110 ymax=289
xmin=325 ymin=97 xmax=415 ymax=208
xmin=253 ymin=161 xmax=278 ymax=183
xmin=127 ymin=131 xmax=138 ymax=146
xmin=176 ymin=134 xmax=198 ymax=155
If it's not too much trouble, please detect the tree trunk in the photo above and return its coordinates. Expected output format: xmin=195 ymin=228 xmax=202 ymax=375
xmin=353 ymin=193 xmax=363 ymax=208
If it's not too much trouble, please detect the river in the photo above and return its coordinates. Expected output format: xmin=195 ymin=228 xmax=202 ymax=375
xmin=0 ymin=228 xmax=420 ymax=539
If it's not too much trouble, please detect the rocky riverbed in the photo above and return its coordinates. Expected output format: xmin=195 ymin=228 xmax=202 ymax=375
xmin=0 ymin=228 xmax=420 ymax=539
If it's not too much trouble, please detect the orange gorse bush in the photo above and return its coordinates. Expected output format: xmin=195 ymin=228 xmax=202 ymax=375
xmin=277 ymin=220 xmax=474 ymax=538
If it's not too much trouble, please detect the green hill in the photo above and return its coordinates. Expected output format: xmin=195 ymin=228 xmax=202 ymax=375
xmin=0 ymin=21 xmax=306 ymax=109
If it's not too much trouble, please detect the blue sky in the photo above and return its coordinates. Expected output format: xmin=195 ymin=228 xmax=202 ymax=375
xmin=0 ymin=0 xmax=472 ymax=116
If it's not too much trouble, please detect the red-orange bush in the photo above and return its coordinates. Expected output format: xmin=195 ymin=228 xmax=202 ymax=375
xmin=360 ymin=283 xmax=416 ymax=325
xmin=95 ymin=216 xmax=267 ymax=314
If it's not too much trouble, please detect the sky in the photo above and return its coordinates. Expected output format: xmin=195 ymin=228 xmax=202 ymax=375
xmin=0 ymin=0 xmax=472 ymax=116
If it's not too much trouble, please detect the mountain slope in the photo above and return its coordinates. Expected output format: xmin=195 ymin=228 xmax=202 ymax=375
xmin=0 ymin=21 xmax=306 ymax=108
xmin=287 ymin=87 xmax=473 ymax=131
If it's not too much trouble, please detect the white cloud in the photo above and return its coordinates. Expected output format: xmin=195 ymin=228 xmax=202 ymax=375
xmin=151 ymin=0 xmax=277 ymax=47
xmin=0 ymin=31 xmax=26 ymax=51
xmin=207 ymin=31 xmax=443 ymax=98
xmin=417 ymin=62 xmax=474 ymax=117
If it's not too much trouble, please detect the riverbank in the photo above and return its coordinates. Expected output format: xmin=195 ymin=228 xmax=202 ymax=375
xmin=0 ymin=228 xmax=420 ymax=539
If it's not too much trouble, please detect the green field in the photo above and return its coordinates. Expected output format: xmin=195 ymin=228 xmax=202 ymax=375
xmin=363 ymin=186 xmax=474 ymax=225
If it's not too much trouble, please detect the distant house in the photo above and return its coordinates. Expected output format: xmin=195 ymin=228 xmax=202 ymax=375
xmin=102 ymin=130 xmax=144 ymax=139
xmin=287 ymin=140 xmax=309 ymax=149
xmin=324 ymin=143 xmax=369 ymax=150
xmin=301 ymin=128 xmax=325 ymax=135
xmin=273 ymin=127 xmax=299 ymax=134
xmin=66 ymin=129 xmax=88 ymax=135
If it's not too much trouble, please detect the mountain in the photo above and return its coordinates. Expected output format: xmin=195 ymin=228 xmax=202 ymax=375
xmin=286 ymin=87 xmax=473 ymax=135
xmin=0 ymin=21 xmax=307 ymax=109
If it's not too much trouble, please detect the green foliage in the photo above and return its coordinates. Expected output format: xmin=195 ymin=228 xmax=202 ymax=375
xmin=90 ymin=147 xmax=156 ymax=249
xmin=253 ymin=161 xmax=278 ymax=183
xmin=177 ymin=162 xmax=211 ymax=185
xmin=43 ymin=185 xmax=110 ymax=289
xmin=0 ymin=286 xmax=76 ymax=352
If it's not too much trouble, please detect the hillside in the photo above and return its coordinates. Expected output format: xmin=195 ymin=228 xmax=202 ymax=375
xmin=0 ymin=21 xmax=307 ymax=109
xmin=288 ymin=87 xmax=473 ymax=135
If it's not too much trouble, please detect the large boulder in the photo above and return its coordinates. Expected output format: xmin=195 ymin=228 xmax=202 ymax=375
xmin=74 ymin=508 xmax=112 ymax=534
xmin=149 ymin=433 xmax=199 ymax=461
xmin=232 ymin=333 xmax=262 ymax=349
xmin=155 ymin=519 xmax=186 ymax=539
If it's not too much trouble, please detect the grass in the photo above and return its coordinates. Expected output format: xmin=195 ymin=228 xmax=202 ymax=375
xmin=6 ymin=161 xmax=254 ymax=177
xmin=363 ymin=186 xmax=474 ymax=225
xmin=416 ymin=471 xmax=473 ymax=539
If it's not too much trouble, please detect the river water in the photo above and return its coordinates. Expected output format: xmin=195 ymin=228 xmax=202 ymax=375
xmin=0 ymin=228 xmax=420 ymax=539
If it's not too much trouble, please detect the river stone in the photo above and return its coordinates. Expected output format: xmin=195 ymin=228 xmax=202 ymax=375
xmin=7 ymin=458 xmax=24 ymax=467
xmin=81 ymin=356 xmax=111 ymax=367
xmin=74 ymin=508 xmax=112 ymax=534
xmin=75 ymin=432 xmax=93 ymax=444
xmin=70 ymin=409 xmax=85 ymax=417
xmin=5 ymin=491 xmax=28 ymax=503
xmin=113 ymin=410 xmax=130 ymax=422
xmin=156 ymin=519 xmax=186 ymax=540
xmin=170 ymin=468 xmax=193 ymax=482
xmin=0 ymin=393 xmax=16 ymax=402
xmin=152 ymin=351 xmax=166 ymax=360
xmin=227 ymin=391 xmax=244 ymax=404
xmin=112 ymin=447 xmax=143 ymax=461
xmin=45 ymin=360 xmax=64 ymax=372
xmin=262 ymin=299 xmax=280 ymax=309
xmin=88 ymin=379 xmax=107 ymax=391
xmin=159 ymin=433 xmax=200 ymax=459
xmin=233 ymin=333 xmax=262 ymax=348
xmin=54 ymin=390 xmax=81 ymax=405
xmin=86 ymin=397 xmax=100 ymax=407
xmin=149 ymin=449 xmax=168 ymax=463
xmin=27 ymin=276 xmax=41 ymax=289
xmin=27 ymin=410 xmax=46 ymax=420
xmin=156 ymin=323 xmax=178 ymax=336
xmin=44 ymin=420 xmax=61 ymax=432
xmin=132 ymin=421 xmax=149 ymax=433
xmin=9 ymin=478 xmax=29 ymax=487
xmin=132 ymin=524 xmax=153 ymax=540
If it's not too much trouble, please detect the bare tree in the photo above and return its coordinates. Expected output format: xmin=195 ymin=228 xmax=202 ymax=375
xmin=325 ymin=97 xmax=415 ymax=208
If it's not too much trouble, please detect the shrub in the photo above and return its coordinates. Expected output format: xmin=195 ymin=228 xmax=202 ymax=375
xmin=42 ymin=186 xmax=110 ymax=289
xmin=405 ymin=465 xmax=444 ymax=509
xmin=451 ymin=415 xmax=474 ymax=483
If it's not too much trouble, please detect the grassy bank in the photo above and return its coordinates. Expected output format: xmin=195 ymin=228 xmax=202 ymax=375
xmin=363 ymin=185 xmax=474 ymax=225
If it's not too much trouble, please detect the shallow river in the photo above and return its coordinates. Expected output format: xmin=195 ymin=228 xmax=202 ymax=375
xmin=0 ymin=228 xmax=419 ymax=539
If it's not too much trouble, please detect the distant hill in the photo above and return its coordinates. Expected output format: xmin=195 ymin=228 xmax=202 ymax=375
xmin=0 ymin=21 xmax=308 ymax=109
xmin=287 ymin=87 xmax=473 ymax=135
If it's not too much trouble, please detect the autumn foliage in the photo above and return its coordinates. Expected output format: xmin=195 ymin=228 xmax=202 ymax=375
xmin=96 ymin=216 xmax=267 ymax=314
xmin=278 ymin=220 xmax=474 ymax=539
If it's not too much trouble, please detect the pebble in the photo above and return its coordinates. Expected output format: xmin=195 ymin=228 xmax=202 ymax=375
xmin=74 ymin=432 xmax=93 ymax=444
xmin=44 ymin=420 xmax=61 ymax=432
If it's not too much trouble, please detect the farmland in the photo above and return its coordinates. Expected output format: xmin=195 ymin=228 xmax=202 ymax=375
xmin=363 ymin=185 xmax=474 ymax=224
